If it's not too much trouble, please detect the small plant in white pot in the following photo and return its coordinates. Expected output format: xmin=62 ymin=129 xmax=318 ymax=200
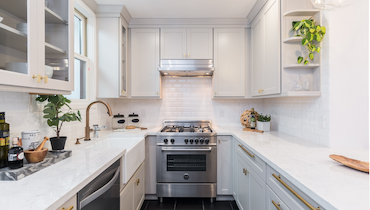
xmin=257 ymin=114 xmax=271 ymax=132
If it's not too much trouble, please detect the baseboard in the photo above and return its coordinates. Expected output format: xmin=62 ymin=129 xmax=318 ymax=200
xmin=145 ymin=194 xmax=158 ymax=200
xmin=216 ymin=195 xmax=234 ymax=201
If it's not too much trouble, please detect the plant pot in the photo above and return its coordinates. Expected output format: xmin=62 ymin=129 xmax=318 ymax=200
xmin=257 ymin=121 xmax=270 ymax=132
xmin=50 ymin=136 xmax=67 ymax=150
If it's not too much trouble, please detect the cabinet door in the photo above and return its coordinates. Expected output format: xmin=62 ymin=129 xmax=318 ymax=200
xmin=161 ymin=28 xmax=186 ymax=59
xmin=120 ymin=179 xmax=134 ymax=210
xmin=186 ymin=28 xmax=213 ymax=59
xmin=217 ymin=136 xmax=233 ymax=195
xmin=252 ymin=0 xmax=280 ymax=96
xmin=0 ymin=0 xmax=38 ymax=88
xmin=57 ymin=194 xmax=77 ymax=210
xmin=236 ymin=153 xmax=249 ymax=210
xmin=131 ymin=28 xmax=161 ymax=98
xmin=134 ymin=162 xmax=145 ymax=210
xmin=247 ymin=166 xmax=266 ymax=210
xmin=213 ymin=28 xmax=245 ymax=97
xmin=263 ymin=0 xmax=280 ymax=95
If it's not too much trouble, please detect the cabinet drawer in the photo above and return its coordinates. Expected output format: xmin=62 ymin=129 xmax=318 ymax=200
xmin=266 ymin=186 xmax=290 ymax=210
xmin=267 ymin=166 xmax=325 ymax=210
xmin=236 ymin=142 xmax=266 ymax=181
xmin=57 ymin=194 xmax=76 ymax=210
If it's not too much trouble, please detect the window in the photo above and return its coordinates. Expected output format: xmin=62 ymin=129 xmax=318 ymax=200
xmin=67 ymin=9 xmax=88 ymax=100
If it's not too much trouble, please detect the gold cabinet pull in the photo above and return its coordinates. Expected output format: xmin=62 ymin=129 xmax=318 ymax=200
xmin=157 ymin=92 xmax=159 ymax=95
xmin=184 ymin=54 xmax=186 ymax=58
xmin=62 ymin=206 xmax=73 ymax=210
xmin=44 ymin=75 xmax=48 ymax=84
xmin=33 ymin=74 xmax=41 ymax=83
xmin=218 ymin=140 xmax=220 ymax=144
xmin=272 ymin=174 xmax=321 ymax=210
xmin=188 ymin=54 xmax=190 ymax=58
xmin=272 ymin=200 xmax=281 ymax=210
xmin=214 ymin=91 xmax=217 ymax=95
xmin=238 ymin=144 xmax=254 ymax=158
xmin=258 ymin=89 xmax=264 ymax=93
xmin=135 ymin=179 xmax=140 ymax=186
xmin=243 ymin=168 xmax=248 ymax=176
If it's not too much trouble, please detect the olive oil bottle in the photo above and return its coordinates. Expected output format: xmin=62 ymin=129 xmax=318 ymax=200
xmin=0 ymin=112 xmax=10 ymax=168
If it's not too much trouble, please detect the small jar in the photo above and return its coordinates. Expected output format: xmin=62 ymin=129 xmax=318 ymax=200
xmin=112 ymin=114 xmax=125 ymax=130
xmin=128 ymin=113 xmax=140 ymax=127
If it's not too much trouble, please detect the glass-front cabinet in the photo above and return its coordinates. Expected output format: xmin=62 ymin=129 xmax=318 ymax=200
xmin=0 ymin=0 xmax=74 ymax=93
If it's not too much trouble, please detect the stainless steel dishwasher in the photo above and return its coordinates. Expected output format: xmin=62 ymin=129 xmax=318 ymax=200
xmin=77 ymin=159 xmax=120 ymax=210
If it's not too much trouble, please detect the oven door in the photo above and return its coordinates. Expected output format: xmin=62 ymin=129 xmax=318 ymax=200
xmin=156 ymin=145 xmax=217 ymax=183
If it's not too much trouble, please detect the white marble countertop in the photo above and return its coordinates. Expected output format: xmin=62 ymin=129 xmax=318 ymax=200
xmin=214 ymin=126 xmax=369 ymax=210
xmin=0 ymin=127 xmax=161 ymax=210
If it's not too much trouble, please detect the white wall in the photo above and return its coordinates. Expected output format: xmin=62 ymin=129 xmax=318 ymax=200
xmin=328 ymin=0 xmax=369 ymax=149
xmin=107 ymin=77 xmax=264 ymax=128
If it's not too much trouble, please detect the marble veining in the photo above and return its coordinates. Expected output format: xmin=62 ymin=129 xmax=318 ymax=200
xmin=0 ymin=151 xmax=72 ymax=181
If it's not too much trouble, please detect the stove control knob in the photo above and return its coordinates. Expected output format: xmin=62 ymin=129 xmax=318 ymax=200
xmin=164 ymin=139 xmax=168 ymax=144
xmin=184 ymin=139 xmax=189 ymax=144
xmin=190 ymin=139 xmax=194 ymax=144
xmin=195 ymin=139 xmax=199 ymax=144
xmin=205 ymin=138 xmax=209 ymax=144
xmin=170 ymin=139 xmax=175 ymax=144
xmin=200 ymin=139 xmax=204 ymax=144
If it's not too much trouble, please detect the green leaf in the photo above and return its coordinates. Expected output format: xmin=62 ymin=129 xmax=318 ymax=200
xmin=316 ymin=47 xmax=321 ymax=53
xmin=292 ymin=21 xmax=300 ymax=30
xmin=297 ymin=56 xmax=304 ymax=64
xmin=295 ymin=22 xmax=303 ymax=31
xmin=309 ymin=28 xmax=316 ymax=33
xmin=321 ymin=26 xmax=326 ymax=34
xmin=304 ymin=60 xmax=309 ymax=65
xmin=306 ymin=32 xmax=312 ymax=41
xmin=302 ymin=38 xmax=308 ymax=45
xmin=309 ymin=53 xmax=314 ymax=60
xmin=315 ymin=33 xmax=322 ymax=42
xmin=316 ymin=25 xmax=321 ymax=32
xmin=294 ymin=34 xmax=301 ymax=37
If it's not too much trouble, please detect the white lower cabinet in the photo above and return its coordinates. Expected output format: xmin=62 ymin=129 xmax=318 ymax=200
xmin=120 ymin=162 xmax=145 ymax=210
xmin=217 ymin=136 xmax=233 ymax=195
xmin=56 ymin=194 xmax=76 ymax=210
xmin=235 ymin=150 xmax=266 ymax=210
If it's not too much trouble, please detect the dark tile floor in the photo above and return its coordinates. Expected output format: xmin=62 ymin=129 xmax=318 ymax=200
xmin=140 ymin=198 xmax=239 ymax=210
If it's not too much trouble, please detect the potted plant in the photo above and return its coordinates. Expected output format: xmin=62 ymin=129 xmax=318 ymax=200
xmin=36 ymin=95 xmax=82 ymax=150
xmin=257 ymin=114 xmax=271 ymax=132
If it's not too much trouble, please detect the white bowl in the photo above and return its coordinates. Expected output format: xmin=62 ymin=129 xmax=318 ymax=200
xmin=5 ymin=62 xmax=28 ymax=74
xmin=45 ymin=65 xmax=53 ymax=78
xmin=16 ymin=23 xmax=27 ymax=34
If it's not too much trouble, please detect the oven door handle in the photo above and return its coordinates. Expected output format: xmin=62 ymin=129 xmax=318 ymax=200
xmin=161 ymin=147 xmax=212 ymax=152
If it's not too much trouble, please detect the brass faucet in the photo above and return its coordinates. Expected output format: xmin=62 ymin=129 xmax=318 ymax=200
xmin=85 ymin=101 xmax=113 ymax=141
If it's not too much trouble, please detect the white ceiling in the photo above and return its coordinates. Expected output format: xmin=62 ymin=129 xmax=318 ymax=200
xmin=93 ymin=0 xmax=258 ymax=19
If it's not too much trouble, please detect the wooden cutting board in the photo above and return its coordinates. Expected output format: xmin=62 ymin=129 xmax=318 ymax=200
xmin=243 ymin=127 xmax=264 ymax=133
xmin=329 ymin=154 xmax=369 ymax=173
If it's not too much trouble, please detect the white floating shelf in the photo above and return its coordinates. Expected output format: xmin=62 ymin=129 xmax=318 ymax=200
xmin=45 ymin=42 xmax=66 ymax=55
xmin=283 ymin=9 xmax=320 ymax=17
xmin=283 ymin=37 xmax=303 ymax=43
xmin=286 ymin=91 xmax=321 ymax=97
xmin=45 ymin=7 xmax=67 ymax=24
xmin=0 ymin=23 xmax=27 ymax=52
xmin=283 ymin=64 xmax=320 ymax=69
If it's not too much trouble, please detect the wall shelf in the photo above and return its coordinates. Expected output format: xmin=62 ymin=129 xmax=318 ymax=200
xmin=0 ymin=23 xmax=27 ymax=52
xmin=0 ymin=0 xmax=27 ymax=21
xmin=283 ymin=9 xmax=320 ymax=17
xmin=45 ymin=7 xmax=67 ymax=24
xmin=286 ymin=91 xmax=321 ymax=96
xmin=283 ymin=64 xmax=320 ymax=69
xmin=283 ymin=37 xmax=303 ymax=43
xmin=45 ymin=42 xmax=66 ymax=55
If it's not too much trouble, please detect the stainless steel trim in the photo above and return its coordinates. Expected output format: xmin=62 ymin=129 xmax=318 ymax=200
xmin=158 ymin=60 xmax=214 ymax=77
xmin=80 ymin=166 xmax=120 ymax=208
xmin=163 ymin=120 xmax=212 ymax=124
xmin=161 ymin=147 xmax=212 ymax=152
xmin=157 ymin=183 xmax=217 ymax=198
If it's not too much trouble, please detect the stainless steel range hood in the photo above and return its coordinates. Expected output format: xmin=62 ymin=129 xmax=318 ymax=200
xmin=158 ymin=60 xmax=214 ymax=77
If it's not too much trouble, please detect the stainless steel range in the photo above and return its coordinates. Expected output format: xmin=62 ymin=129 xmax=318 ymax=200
xmin=156 ymin=120 xmax=217 ymax=202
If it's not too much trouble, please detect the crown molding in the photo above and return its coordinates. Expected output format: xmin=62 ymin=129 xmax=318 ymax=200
xmin=129 ymin=18 xmax=250 ymax=28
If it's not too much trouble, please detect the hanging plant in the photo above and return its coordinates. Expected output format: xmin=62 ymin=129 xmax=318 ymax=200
xmin=292 ymin=17 xmax=326 ymax=65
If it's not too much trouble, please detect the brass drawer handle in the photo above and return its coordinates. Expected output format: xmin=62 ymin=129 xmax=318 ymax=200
xmin=258 ymin=89 xmax=264 ymax=93
xmin=243 ymin=168 xmax=248 ymax=176
xmin=272 ymin=200 xmax=281 ymax=210
xmin=238 ymin=144 xmax=254 ymax=158
xmin=62 ymin=206 xmax=73 ymax=210
xmin=272 ymin=174 xmax=321 ymax=210
xmin=135 ymin=179 xmax=140 ymax=186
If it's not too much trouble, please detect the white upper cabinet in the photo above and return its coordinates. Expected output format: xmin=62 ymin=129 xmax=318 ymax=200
xmin=213 ymin=28 xmax=245 ymax=97
xmin=131 ymin=28 xmax=161 ymax=98
xmin=186 ymin=28 xmax=213 ymax=59
xmin=97 ymin=15 xmax=128 ymax=98
xmin=251 ymin=0 xmax=281 ymax=96
xmin=161 ymin=28 xmax=213 ymax=59
xmin=0 ymin=0 xmax=74 ymax=94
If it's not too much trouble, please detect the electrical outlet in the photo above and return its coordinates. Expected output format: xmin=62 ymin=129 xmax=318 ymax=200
xmin=319 ymin=114 xmax=326 ymax=128
xmin=219 ymin=109 xmax=224 ymax=118
xmin=141 ymin=109 xmax=146 ymax=117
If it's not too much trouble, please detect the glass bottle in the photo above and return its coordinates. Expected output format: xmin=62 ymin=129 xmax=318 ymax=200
xmin=250 ymin=108 xmax=256 ymax=129
xmin=302 ymin=77 xmax=310 ymax=91
xmin=8 ymin=137 xmax=24 ymax=169
xmin=0 ymin=112 xmax=10 ymax=168
xmin=292 ymin=75 xmax=303 ymax=91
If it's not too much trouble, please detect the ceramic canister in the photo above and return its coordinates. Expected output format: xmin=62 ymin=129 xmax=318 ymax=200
xmin=21 ymin=130 xmax=42 ymax=150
